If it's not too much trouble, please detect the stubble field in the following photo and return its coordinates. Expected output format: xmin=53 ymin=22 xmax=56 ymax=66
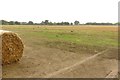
xmin=1 ymin=25 xmax=118 ymax=78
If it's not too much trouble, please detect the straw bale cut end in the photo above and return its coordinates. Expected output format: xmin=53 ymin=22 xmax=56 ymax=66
xmin=0 ymin=30 xmax=24 ymax=65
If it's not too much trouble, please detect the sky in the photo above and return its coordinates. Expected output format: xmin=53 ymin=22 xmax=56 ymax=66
xmin=0 ymin=0 xmax=119 ymax=23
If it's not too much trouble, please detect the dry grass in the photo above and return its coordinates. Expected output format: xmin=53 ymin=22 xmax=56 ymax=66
xmin=2 ymin=25 xmax=118 ymax=78
xmin=0 ymin=30 xmax=24 ymax=65
xmin=2 ymin=25 xmax=118 ymax=32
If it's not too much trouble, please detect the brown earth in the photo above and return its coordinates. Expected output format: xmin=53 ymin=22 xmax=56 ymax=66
xmin=2 ymin=25 xmax=118 ymax=78
xmin=47 ymin=48 xmax=118 ymax=78
xmin=2 ymin=45 xmax=118 ymax=78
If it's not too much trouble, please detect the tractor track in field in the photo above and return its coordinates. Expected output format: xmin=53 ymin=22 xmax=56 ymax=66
xmin=3 ymin=47 xmax=118 ymax=78
xmin=44 ymin=49 xmax=109 ymax=78
xmin=105 ymin=70 xmax=118 ymax=78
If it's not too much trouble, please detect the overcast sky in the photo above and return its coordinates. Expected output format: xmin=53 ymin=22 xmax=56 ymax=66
xmin=0 ymin=0 xmax=119 ymax=23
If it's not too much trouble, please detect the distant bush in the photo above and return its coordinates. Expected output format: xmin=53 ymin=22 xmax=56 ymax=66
xmin=0 ymin=20 xmax=117 ymax=25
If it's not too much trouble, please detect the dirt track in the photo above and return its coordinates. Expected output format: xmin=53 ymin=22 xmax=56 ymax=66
xmin=3 ymin=46 xmax=118 ymax=78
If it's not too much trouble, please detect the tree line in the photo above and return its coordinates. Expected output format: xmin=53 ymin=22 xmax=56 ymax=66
xmin=0 ymin=20 xmax=118 ymax=25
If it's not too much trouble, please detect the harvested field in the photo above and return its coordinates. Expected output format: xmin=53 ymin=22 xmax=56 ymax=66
xmin=1 ymin=25 xmax=118 ymax=78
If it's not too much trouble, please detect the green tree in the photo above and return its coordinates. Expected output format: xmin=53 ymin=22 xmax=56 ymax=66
xmin=15 ymin=21 xmax=20 ymax=25
xmin=9 ymin=21 xmax=14 ymax=25
xmin=0 ymin=20 xmax=8 ymax=25
xmin=74 ymin=21 xmax=79 ymax=25
xmin=71 ymin=23 xmax=73 ymax=25
xmin=28 ymin=21 xmax=34 ymax=25
xmin=44 ymin=20 xmax=49 ymax=25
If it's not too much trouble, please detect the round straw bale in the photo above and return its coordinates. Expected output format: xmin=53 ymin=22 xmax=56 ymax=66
xmin=0 ymin=30 xmax=24 ymax=65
